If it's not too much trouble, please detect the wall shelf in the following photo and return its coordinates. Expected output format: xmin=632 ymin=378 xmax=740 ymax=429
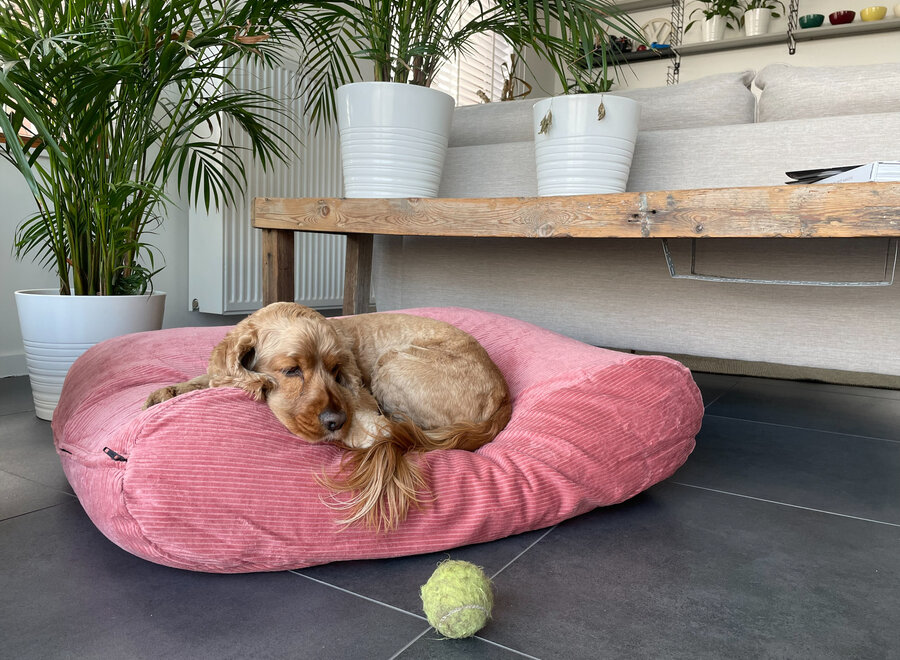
xmin=614 ymin=0 xmax=673 ymax=11
xmin=614 ymin=48 xmax=675 ymax=64
xmin=677 ymin=31 xmax=786 ymax=56
xmin=612 ymin=3 xmax=900 ymax=74
xmin=794 ymin=17 xmax=900 ymax=43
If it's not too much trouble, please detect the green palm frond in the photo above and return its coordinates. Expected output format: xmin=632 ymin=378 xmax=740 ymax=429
xmin=0 ymin=0 xmax=304 ymax=295
xmin=293 ymin=0 xmax=649 ymax=129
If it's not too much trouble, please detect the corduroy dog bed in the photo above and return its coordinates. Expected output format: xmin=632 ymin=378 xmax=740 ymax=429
xmin=52 ymin=307 xmax=702 ymax=572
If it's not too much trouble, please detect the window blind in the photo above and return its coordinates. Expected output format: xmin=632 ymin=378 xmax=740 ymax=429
xmin=431 ymin=3 xmax=515 ymax=106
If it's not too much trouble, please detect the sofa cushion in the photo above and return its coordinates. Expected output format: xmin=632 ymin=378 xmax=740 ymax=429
xmin=616 ymin=70 xmax=756 ymax=130
xmin=756 ymin=63 xmax=900 ymax=122
xmin=627 ymin=111 xmax=900 ymax=191
xmin=447 ymin=70 xmax=756 ymax=148
xmin=439 ymin=142 xmax=536 ymax=197
xmin=52 ymin=307 xmax=701 ymax=573
xmin=449 ymin=98 xmax=535 ymax=147
xmin=441 ymin=111 xmax=900 ymax=196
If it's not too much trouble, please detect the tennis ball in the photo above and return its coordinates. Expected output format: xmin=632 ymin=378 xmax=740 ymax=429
xmin=420 ymin=560 xmax=493 ymax=639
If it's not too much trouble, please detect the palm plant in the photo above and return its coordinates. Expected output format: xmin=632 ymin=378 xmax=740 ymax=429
xmin=0 ymin=0 xmax=315 ymax=295
xmin=298 ymin=0 xmax=648 ymax=124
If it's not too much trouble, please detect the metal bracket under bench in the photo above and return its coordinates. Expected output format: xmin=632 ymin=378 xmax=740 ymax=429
xmin=252 ymin=182 xmax=900 ymax=314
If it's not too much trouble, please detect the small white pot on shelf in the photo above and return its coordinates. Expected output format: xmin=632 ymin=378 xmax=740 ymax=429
xmin=701 ymin=15 xmax=727 ymax=41
xmin=743 ymin=8 xmax=772 ymax=36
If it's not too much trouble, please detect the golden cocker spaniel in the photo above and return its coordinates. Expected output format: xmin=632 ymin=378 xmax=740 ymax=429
xmin=144 ymin=303 xmax=511 ymax=530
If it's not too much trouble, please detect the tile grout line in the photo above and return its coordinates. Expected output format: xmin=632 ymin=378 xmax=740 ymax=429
xmin=293 ymin=527 xmax=556 ymax=660
xmin=671 ymin=481 xmax=900 ymax=528
xmin=0 ymin=409 xmax=38 ymax=418
xmin=386 ymin=627 xmax=431 ymax=660
xmin=489 ymin=525 xmax=558 ymax=581
xmin=288 ymin=569 xmax=428 ymax=621
xmin=701 ymin=412 xmax=900 ymax=445
xmin=470 ymin=637 xmax=544 ymax=659
xmin=0 ymin=499 xmax=77 ymax=524
xmin=387 ymin=626 xmax=543 ymax=660
xmin=700 ymin=379 xmax=741 ymax=411
xmin=0 ymin=467 xmax=78 ymax=498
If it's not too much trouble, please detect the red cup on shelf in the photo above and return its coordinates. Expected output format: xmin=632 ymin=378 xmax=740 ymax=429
xmin=829 ymin=10 xmax=856 ymax=24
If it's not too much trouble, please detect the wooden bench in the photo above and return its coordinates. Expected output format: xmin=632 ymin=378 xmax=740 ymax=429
xmin=253 ymin=182 xmax=900 ymax=314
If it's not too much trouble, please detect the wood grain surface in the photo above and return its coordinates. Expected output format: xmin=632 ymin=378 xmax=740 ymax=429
xmin=253 ymin=183 xmax=900 ymax=239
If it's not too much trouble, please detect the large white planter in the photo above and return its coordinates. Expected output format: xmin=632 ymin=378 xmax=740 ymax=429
xmin=335 ymin=82 xmax=455 ymax=198
xmin=701 ymin=15 xmax=727 ymax=41
xmin=14 ymin=289 xmax=166 ymax=420
xmin=533 ymin=94 xmax=641 ymax=196
xmin=743 ymin=8 xmax=772 ymax=36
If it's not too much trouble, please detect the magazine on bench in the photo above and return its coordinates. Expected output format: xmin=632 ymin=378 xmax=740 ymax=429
xmin=785 ymin=161 xmax=900 ymax=185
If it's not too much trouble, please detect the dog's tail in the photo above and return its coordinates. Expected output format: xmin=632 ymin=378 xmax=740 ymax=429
xmin=321 ymin=398 xmax=512 ymax=531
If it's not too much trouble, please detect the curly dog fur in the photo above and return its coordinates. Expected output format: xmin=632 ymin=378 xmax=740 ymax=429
xmin=144 ymin=303 xmax=512 ymax=530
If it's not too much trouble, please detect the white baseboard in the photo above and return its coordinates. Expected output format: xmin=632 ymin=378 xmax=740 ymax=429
xmin=0 ymin=352 xmax=27 ymax=378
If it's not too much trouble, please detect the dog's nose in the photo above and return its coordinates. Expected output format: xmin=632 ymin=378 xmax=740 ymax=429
xmin=319 ymin=409 xmax=346 ymax=433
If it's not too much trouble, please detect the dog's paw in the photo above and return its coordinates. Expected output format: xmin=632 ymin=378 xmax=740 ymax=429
xmin=142 ymin=386 xmax=181 ymax=410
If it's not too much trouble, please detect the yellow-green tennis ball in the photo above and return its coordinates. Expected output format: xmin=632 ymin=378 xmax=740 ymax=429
xmin=420 ymin=560 xmax=493 ymax=639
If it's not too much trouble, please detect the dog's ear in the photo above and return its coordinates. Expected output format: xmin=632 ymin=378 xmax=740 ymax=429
xmin=208 ymin=322 xmax=275 ymax=400
xmin=331 ymin=327 xmax=365 ymax=392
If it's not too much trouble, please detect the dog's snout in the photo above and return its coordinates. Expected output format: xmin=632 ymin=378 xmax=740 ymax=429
xmin=319 ymin=409 xmax=347 ymax=433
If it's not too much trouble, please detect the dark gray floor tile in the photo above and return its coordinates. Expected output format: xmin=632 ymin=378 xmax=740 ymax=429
xmin=0 ymin=375 xmax=34 ymax=416
xmin=0 ymin=410 xmax=72 ymax=493
xmin=397 ymin=634 xmax=532 ymax=659
xmin=690 ymin=372 xmax=739 ymax=407
xmin=800 ymin=379 xmax=900 ymax=401
xmin=480 ymin=483 xmax=900 ymax=660
xmin=707 ymin=376 xmax=900 ymax=440
xmin=0 ymin=502 xmax=426 ymax=660
xmin=672 ymin=415 xmax=900 ymax=524
xmin=298 ymin=529 xmax=550 ymax=617
xmin=0 ymin=470 xmax=74 ymax=520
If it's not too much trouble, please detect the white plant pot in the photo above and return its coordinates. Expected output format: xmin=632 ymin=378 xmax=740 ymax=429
xmin=743 ymin=8 xmax=771 ymax=36
xmin=15 ymin=289 xmax=166 ymax=420
xmin=701 ymin=15 xmax=727 ymax=41
xmin=533 ymin=94 xmax=641 ymax=196
xmin=335 ymin=82 xmax=455 ymax=198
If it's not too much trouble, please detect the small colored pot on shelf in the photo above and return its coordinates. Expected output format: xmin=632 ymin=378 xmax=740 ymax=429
xmin=828 ymin=10 xmax=856 ymax=24
xmin=799 ymin=13 xmax=825 ymax=28
xmin=860 ymin=6 xmax=887 ymax=20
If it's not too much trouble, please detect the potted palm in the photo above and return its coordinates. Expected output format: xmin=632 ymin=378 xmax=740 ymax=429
xmin=531 ymin=7 xmax=649 ymax=195
xmin=741 ymin=0 xmax=785 ymax=36
xmin=0 ymin=0 xmax=309 ymax=419
xmin=685 ymin=0 xmax=744 ymax=42
xmin=297 ymin=0 xmax=648 ymax=198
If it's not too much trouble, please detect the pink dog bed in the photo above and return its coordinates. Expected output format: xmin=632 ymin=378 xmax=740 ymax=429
xmin=53 ymin=307 xmax=701 ymax=573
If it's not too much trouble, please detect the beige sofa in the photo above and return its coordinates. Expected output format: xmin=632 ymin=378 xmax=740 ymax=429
xmin=372 ymin=63 xmax=900 ymax=382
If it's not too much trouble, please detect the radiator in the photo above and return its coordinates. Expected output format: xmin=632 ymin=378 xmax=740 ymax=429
xmin=188 ymin=60 xmax=345 ymax=315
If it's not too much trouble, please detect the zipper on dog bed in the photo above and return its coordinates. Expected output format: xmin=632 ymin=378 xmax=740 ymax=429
xmin=103 ymin=447 xmax=128 ymax=462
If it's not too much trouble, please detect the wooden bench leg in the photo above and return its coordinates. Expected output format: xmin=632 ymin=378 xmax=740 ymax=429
xmin=343 ymin=234 xmax=373 ymax=315
xmin=262 ymin=228 xmax=295 ymax=305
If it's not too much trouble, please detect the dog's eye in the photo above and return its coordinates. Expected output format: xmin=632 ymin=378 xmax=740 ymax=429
xmin=331 ymin=366 xmax=343 ymax=384
xmin=281 ymin=366 xmax=303 ymax=378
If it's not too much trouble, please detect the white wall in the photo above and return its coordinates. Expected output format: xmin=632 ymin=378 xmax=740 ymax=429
xmin=2 ymin=2 xmax=899 ymax=376
xmin=1 ymin=160 xmax=57 ymax=375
